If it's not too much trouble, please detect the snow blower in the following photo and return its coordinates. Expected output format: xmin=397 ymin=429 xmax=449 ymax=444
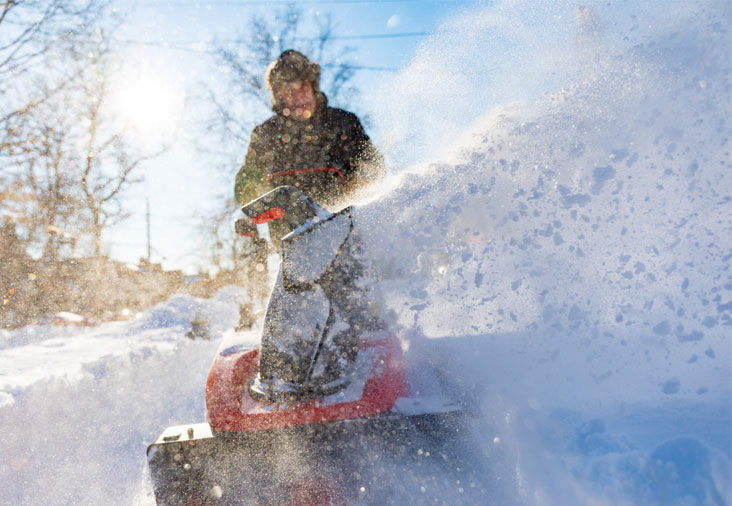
xmin=146 ymin=186 xmax=485 ymax=505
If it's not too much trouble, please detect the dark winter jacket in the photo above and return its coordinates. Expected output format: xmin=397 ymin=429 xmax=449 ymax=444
xmin=234 ymin=93 xmax=383 ymax=208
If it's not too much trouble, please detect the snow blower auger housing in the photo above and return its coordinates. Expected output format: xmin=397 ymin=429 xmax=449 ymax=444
xmin=147 ymin=186 xmax=473 ymax=506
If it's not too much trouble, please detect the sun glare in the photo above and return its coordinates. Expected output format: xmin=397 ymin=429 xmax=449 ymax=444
xmin=113 ymin=74 xmax=183 ymax=141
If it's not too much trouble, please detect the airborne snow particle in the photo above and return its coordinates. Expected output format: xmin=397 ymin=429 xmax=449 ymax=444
xmin=652 ymin=321 xmax=671 ymax=336
xmin=386 ymin=14 xmax=401 ymax=28
xmin=661 ymin=379 xmax=680 ymax=394
xmin=591 ymin=165 xmax=617 ymax=194
xmin=678 ymin=330 xmax=704 ymax=342
xmin=702 ymin=316 xmax=717 ymax=328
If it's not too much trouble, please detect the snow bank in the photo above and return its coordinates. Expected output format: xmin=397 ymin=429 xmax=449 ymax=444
xmin=129 ymin=285 xmax=245 ymax=335
xmin=0 ymin=288 xmax=246 ymax=505
xmin=0 ymin=288 xmax=244 ymax=400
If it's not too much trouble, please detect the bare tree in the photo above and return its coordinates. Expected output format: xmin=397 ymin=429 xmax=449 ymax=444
xmin=198 ymin=4 xmax=360 ymax=273
xmin=0 ymin=1 xmax=107 ymax=150
xmin=0 ymin=1 xmax=180 ymax=325
xmin=76 ymin=41 xmax=171 ymax=257
xmin=1 ymin=0 xmax=108 ymax=258
xmin=2 ymin=3 xmax=171 ymax=261
xmin=0 ymin=1 xmax=105 ymax=326
xmin=12 ymin=96 xmax=84 ymax=260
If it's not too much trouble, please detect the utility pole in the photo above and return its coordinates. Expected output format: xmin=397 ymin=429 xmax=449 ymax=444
xmin=146 ymin=197 xmax=151 ymax=264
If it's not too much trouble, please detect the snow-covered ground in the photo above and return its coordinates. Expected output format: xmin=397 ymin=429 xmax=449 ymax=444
xmin=1 ymin=1 xmax=730 ymax=505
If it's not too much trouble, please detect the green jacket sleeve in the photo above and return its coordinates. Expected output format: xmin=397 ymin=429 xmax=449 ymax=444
xmin=234 ymin=127 xmax=272 ymax=205
xmin=348 ymin=117 xmax=385 ymax=194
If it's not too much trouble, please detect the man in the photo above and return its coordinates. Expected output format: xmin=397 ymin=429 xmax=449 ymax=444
xmin=234 ymin=49 xmax=384 ymax=209
xmin=234 ymin=50 xmax=383 ymax=329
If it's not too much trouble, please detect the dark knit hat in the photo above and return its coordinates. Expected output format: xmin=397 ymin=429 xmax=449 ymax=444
xmin=265 ymin=50 xmax=321 ymax=96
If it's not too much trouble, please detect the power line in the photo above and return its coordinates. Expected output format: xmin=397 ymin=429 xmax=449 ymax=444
xmin=113 ymin=30 xmax=427 ymax=47
xmin=322 ymin=63 xmax=398 ymax=71
xmin=145 ymin=0 xmax=466 ymax=5
xmin=303 ymin=31 xmax=429 ymax=41
xmin=112 ymin=34 xmax=417 ymax=69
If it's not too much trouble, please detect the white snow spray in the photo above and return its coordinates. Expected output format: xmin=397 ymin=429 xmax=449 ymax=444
xmin=359 ymin=0 xmax=731 ymax=504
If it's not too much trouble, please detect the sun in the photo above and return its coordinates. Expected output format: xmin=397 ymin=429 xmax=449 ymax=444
xmin=113 ymin=74 xmax=184 ymax=141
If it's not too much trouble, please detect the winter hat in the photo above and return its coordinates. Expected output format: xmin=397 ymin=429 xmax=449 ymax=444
xmin=265 ymin=50 xmax=321 ymax=97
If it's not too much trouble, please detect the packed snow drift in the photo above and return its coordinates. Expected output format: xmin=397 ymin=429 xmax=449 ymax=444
xmin=1 ymin=1 xmax=730 ymax=505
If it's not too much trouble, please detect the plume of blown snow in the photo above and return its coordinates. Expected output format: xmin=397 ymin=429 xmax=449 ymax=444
xmin=360 ymin=0 xmax=730 ymax=407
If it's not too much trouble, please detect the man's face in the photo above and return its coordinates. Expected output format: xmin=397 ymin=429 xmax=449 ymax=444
xmin=276 ymin=81 xmax=316 ymax=121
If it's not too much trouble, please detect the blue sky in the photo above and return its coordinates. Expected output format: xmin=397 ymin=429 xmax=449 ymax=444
xmin=104 ymin=0 xmax=480 ymax=273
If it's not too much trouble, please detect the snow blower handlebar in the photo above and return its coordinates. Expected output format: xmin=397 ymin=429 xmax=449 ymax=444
xmin=235 ymin=186 xmax=332 ymax=244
